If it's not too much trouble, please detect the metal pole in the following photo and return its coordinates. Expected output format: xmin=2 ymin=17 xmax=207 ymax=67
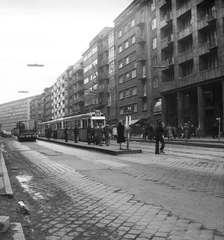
xmin=127 ymin=115 xmax=130 ymax=150
xmin=217 ymin=118 xmax=221 ymax=141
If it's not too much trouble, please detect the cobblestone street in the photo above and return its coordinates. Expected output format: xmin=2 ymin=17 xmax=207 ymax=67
xmin=3 ymin=140 xmax=224 ymax=240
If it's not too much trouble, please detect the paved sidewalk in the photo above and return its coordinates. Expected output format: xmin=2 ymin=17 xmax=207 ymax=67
xmin=0 ymin=141 xmax=26 ymax=240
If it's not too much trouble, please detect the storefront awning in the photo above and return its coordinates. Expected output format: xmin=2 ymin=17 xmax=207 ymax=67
xmin=130 ymin=119 xmax=141 ymax=125
xmin=153 ymin=99 xmax=162 ymax=115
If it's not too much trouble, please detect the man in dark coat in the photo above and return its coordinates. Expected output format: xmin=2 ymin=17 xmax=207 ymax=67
xmin=87 ymin=124 xmax=93 ymax=145
xmin=154 ymin=120 xmax=165 ymax=154
xmin=117 ymin=120 xmax=126 ymax=150
xmin=74 ymin=124 xmax=79 ymax=143
xmin=64 ymin=127 xmax=68 ymax=142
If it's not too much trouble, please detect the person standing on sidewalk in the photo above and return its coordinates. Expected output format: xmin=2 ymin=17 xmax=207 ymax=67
xmin=64 ymin=127 xmax=68 ymax=142
xmin=104 ymin=122 xmax=112 ymax=146
xmin=74 ymin=124 xmax=79 ymax=143
xmin=183 ymin=123 xmax=189 ymax=142
xmin=154 ymin=120 xmax=165 ymax=154
xmin=117 ymin=119 xmax=126 ymax=150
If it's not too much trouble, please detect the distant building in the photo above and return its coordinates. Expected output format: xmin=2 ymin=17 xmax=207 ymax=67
xmin=0 ymin=96 xmax=39 ymax=131
xmin=30 ymin=95 xmax=42 ymax=124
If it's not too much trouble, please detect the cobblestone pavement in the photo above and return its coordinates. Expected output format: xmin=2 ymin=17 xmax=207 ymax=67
xmin=5 ymin=141 xmax=224 ymax=240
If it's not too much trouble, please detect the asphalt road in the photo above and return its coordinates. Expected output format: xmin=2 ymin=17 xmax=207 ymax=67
xmin=4 ymin=139 xmax=224 ymax=240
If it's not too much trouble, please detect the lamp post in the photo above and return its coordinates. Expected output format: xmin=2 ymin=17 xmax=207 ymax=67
xmin=216 ymin=117 xmax=221 ymax=141
xmin=126 ymin=107 xmax=132 ymax=150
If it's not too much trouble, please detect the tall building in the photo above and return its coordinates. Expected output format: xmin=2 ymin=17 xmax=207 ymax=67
xmin=0 ymin=96 xmax=39 ymax=131
xmin=51 ymin=71 xmax=68 ymax=120
xmin=113 ymin=0 xmax=223 ymax=136
xmin=107 ymin=29 xmax=117 ymax=124
xmin=30 ymin=95 xmax=42 ymax=124
xmin=69 ymin=58 xmax=84 ymax=115
xmin=114 ymin=0 xmax=151 ymax=127
xmin=82 ymin=27 xmax=113 ymax=114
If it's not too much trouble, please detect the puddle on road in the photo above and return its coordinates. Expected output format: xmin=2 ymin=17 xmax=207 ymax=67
xmin=16 ymin=175 xmax=45 ymax=200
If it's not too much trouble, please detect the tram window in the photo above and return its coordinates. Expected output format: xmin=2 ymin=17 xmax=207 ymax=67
xmin=93 ymin=120 xmax=105 ymax=126
xmin=88 ymin=119 xmax=91 ymax=127
xmin=64 ymin=121 xmax=69 ymax=128
xmin=82 ymin=119 xmax=88 ymax=128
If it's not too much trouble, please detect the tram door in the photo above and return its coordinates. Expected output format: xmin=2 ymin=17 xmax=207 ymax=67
xmin=205 ymin=110 xmax=213 ymax=135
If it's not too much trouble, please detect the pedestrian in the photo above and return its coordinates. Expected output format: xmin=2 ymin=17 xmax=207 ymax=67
xmin=53 ymin=128 xmax=58 ymax=140
xmin=141 ymin=126 xmax=146 ymax=140
xmin=74 ymin=124 xmax=79 ymax=143
xmin=48 ymin=126 xmax=52 ymax=140
xmin=104 ymin=122 xmax=112 ymax=146
xmin=64 ymin=127 xmax=68 ymax=142
xmin=93 ymin=123 xmax=99 ymax=145
xmin=98 ymin=123 xmax=104 ymax=146
xmin=87 ymin=124 xmax=92 ymax=144
xmin=154 ymin=120 xmax=165 ymax=154
xmin=166 ymin=123 xmax=173 ymax=141
xmin=117 ymin=119 xmax=126 ymax=150
xmin=195 ymin=126 xmax=200 ymax=138
xmin=183 ymin=123 xmax=189 ymax=142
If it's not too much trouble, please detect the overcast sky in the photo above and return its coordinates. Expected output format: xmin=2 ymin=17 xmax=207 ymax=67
xmin=0 ymin=0 xmax=133 ymax=104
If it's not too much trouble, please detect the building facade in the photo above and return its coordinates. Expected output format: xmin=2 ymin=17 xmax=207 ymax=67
xmin=113 ymin=0 xmax=224 ymax=136
xmin=30 ymin=95 xmax=42 ymax=124
xmin=51 ymin=72 xmax=68 ymax=120
xmin=0 ymin=96 xmax=39 ymax=131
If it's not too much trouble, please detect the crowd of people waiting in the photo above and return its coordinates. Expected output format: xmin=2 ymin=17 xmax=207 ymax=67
xmin=139 ymin=121 xmax=201 ymax=142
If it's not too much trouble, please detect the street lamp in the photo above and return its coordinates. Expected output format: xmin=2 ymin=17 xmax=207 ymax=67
xmin=216 ymin=117 xmax=221 ymax=141
xmin=27 ymin=63 xmax=44 ymax=67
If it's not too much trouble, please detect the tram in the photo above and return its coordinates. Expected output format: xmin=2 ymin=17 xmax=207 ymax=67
xmin=38 ymin=110 xmax=106 ymax=141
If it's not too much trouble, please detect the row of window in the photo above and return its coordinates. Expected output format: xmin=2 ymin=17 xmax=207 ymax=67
xmin=83 ymin=59 xmax=97 ymax=74
xmin=118 ymin=35 xmax=136 ymax=53
xmin=118 ymin=19 xmax=135 ymax=38
xmin=118 ymin=52 xmax=136 ymax=69
xmin=119 ymin=86 xmax=137 ymax=99
xmin=118 ymin=69 xmax=136 ymax=84
xmin=83 ymin=46 xmax=97 ymax=63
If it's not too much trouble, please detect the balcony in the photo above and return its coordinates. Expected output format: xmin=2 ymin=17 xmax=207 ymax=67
xmin=177 ymin=25 xmax=193 ymax=40
xmin=136 ymin=53 xmax=147 ymax=62
xmin=206 ymin=10 xmax=217 ymax=23
xmin=138 ymin=90 xmax=147 ymax=98
xmin=137 ymin=35 xmax=146 ymax=45
xmin=103 ymin=44 xmax=109 ymax=52
xmin=77 ymin=86 xmax=84 ymax=93
xmin=161 ymin=34 xmax=174 ymax=49
xmin=136 ymin=17 xmax=145 ymax=28
xmin=137 ymin=72 xmax=147 ymax=80
xmin=207 ymin=39 xmax=218 ymax=50
xmin=159 ymin=0 xmax=166 ymax=8
xmin=178 ymin=49 xmax=194 ymax=63
xmin=103 ymin=59 xmax=109 ymax=66
xmin=76 ymin=97 xmax=84 ymax=103
xmin=160 ymin=16 xmax=168 ymax=29
xmin=98 ymin=61 xmax=104 ymax=68
xmin=161 ymin=57 xmax=174 ymax=69
xmin=198 ymin=39 xmax=218 ymax=55
xmin=176 ymin=0 xmax=191 ymax=18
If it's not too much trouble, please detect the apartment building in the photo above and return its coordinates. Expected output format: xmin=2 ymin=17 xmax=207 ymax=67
xmin=155 ymin=0 xmax=224 ymax=136
xmin=107 ymin=29 xmax=117 ymax=124
xmin=30 ymin=95 xmax=42 ymax=123
xmin=51 ymin=71 xmax=68 ymax=120
xmin=68 ymin=58 xmax=84 ymax=115
xmin=113 ymin=0 xmax=223 ymax=136
xmin=114 ymin=0 xmax=151 ymax=127
xmin=82 ymin=27 xmax=113 ymax=114
xmin=0 ymin=96 xmax=38 ymax=131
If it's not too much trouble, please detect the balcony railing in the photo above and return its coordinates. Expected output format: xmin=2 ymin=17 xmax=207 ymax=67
xmin=207 ymin=38 xmax=218 ymax=50
xmin=135 ymin=17 xmax=145 ymax=28
xmin=137 ymin=35 xmax=146 ymax=45
xmin=206 ymin=10 xmax=217 ymax=23
xmin=136 ymin=53 xmax=146 ymax=62
xmin=138 ymin=90 xmax=147 ymax=98
xmin=137 ymin=73 xmax=147 ymax=80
